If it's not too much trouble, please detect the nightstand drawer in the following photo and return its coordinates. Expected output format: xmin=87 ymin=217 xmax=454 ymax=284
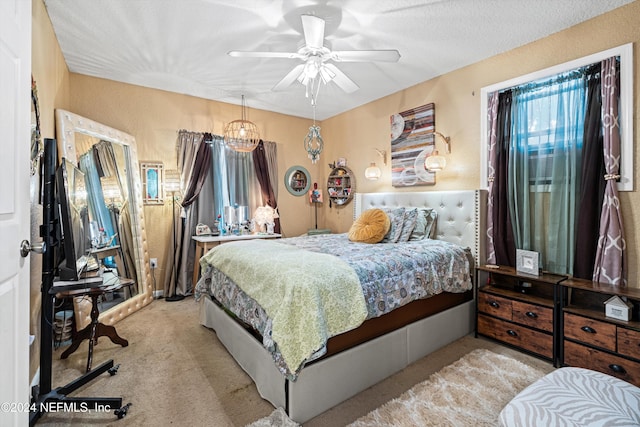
xmin=478 ymin=292 xmax=512 ymax=320
xmin=512 ymin=301 xmax=553 ymax=332
xmin=564 ymin=312 xmax=616 ymax=351
xmin=564 ymin=340 xmax=640 ymax=387
xmin=618 ymin=327 xmax=640 ymax=360
xmin=478 ymin=314 xmax=552 ymax=359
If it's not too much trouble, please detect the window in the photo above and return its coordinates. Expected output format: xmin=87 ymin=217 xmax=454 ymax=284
xmin=480 ymin=43 xmax=633 ymax=191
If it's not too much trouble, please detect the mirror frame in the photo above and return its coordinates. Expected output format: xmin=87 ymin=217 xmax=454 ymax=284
xmin=284 ymin=165 xmax=311 ymax=196
xmin=55 ymin=109 xmax=153 ymax=326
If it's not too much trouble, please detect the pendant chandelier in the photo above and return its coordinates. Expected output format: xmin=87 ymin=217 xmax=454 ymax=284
xmin=224 ymin=95 xmax=261 ymax=152
xmin=304 ymin=95 xmax=323 ymax=163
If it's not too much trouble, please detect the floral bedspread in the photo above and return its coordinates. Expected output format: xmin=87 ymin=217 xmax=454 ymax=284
xmin=195 ymin=233 xmax=473 ymax=380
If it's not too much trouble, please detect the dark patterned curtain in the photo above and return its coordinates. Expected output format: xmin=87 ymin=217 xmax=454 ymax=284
xmin=486 ymin=92 xmax=499 ymax=264
xmin=593 ymin=57 xmax=626 ymax=286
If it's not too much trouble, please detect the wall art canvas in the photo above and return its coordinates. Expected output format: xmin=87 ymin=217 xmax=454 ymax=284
xmin=390 ymin=103 xmax=436 ymax=187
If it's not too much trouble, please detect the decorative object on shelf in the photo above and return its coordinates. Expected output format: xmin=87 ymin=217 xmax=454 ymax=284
xmin=604 ymin=295 xmax=632 ymax=321
xmin=253 ymin=205 xmax=278 ymax=234
xmin=365 ymin=149 xmax=387 ymax=180
xmin=390 ymin=103 xmax=438 ymax=187
xmin=284 ymin=165 xmax=311 ymax=196
xmin=165 ymin=169 xmax=184 ymax=302
xmin=304 ymin=98 xmax=323 ymax=163
xmin=224 ymin=95 xmax=261 ymax=152
xmin=424 ymin=131 xmax=451 ymax=172
xmin=224 ymin=205 xmax=250 ymax=235
xmin=516 ymin=249 xmax=540 ymax=275
xmin=309 ymin=182 xmax=322 ymax=230
xmin=327 ymin=164 xmax=355 ymax=207
xmin=141 ymin=161 xmax=165 ymax=204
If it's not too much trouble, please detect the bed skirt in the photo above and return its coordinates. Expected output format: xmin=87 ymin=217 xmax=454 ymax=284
xmin=199 ymin=294 xmax=475 ymax=423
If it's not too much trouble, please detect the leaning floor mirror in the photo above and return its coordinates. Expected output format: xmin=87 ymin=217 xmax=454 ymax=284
xmin=55 ymin=109 xmax=153 ymax=329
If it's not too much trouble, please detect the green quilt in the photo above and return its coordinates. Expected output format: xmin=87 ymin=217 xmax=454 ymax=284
xmin=200 ymin=239 xmax=367 ymax=373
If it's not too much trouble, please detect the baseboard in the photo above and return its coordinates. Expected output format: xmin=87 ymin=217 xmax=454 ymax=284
xmin=153 ymin=290 xmax=164 ymax=299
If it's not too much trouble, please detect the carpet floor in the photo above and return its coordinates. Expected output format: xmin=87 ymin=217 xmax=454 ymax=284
xmin=347 ymin=349 xmax=546 ymax=426
xmin=36 ymin=297 xmax=554 ymax=426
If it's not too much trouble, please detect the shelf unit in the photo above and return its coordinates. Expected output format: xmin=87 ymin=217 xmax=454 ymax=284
xmin=477 ymin=264 xmax=640 ymax=386
xmin=476 ymin=265 xmax=566 ymax=365
xmin=327 ymin=166 xmax=354 ymax=206
xmin=559 ymin=277 xmax=640 ymax=386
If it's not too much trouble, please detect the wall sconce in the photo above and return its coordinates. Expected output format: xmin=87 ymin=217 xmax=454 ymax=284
xmin=364 ymin=149 xmax=387 ymax=181
xmin=424 ymin=131 xmax=451 ymax=172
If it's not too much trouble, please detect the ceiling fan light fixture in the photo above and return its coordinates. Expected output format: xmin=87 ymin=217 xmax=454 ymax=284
xmin=224 ymin=95 xmax=260 ymax=152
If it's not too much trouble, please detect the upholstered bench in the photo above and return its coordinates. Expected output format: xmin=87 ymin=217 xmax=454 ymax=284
xmin=499 ymin=367 xmax=640 ymax=426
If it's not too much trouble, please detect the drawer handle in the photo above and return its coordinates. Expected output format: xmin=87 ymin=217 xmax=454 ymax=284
xmin=507 ymin=330 xmax=518 ymax=337
xmin=581 ymin=326 xmax=596 ymax=334
xmin=525 ymin=311 xmax=538 ymax=319
xmin=489 ymin=301 xmax=500 ymax=309
xmin=609 ymin=364 xmax=627 ymax=375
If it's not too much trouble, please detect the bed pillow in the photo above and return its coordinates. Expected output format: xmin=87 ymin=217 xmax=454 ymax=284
xmin=398 ymin=208 xmax=419 ymax=242
xmin=380 ymin=207 xmax=406 ymax=243
xmin=409 ymin=208 xmax=438 ymax=241
xmin=348 ymin=208 xmax=391 ymax=244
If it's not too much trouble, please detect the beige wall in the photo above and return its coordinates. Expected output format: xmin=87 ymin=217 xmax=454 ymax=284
xmin=322 ymin=1 xmax=640 ymax=287
xmin=30 ymin=0 xmax=71 ymax=380
xmin=30 ymin=0 xmax=640 ymax=380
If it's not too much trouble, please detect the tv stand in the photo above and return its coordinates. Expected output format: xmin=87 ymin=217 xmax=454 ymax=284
xmin=30 ymin=138 xmax=131 ymax=425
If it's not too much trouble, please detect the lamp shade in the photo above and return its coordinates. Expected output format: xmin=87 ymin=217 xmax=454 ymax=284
xmin=424 ymin=150 xmax=447 ymax=172
xmin=364 ymin=162 xmax=382 ymax=180
xmin=224 ymin=119 xmax=260 ymax=152
xmin=164 ymin=169 xmax=181 ymax=194
xmin=224 ymin=95 xmax=261 ymax=152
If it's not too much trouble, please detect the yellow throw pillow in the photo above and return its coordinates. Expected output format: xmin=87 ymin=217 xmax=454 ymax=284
xmin=348 ymin=208 xmax=391 ymax=244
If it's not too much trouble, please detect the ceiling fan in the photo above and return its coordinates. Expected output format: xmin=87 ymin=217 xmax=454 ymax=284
xmin=228 ymin=14 xmax=401 ymax=95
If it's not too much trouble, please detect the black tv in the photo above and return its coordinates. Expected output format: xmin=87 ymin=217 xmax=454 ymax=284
xmin=56 ymin=158 xmax=91 ymax=281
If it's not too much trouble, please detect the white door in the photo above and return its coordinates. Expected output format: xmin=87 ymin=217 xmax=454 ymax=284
xmin=0 ymin=0 xmax=32 ymax=426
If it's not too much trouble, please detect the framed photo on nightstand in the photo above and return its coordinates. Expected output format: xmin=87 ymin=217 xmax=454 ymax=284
xmin=516 ymin=249 xmax=539 ymax=275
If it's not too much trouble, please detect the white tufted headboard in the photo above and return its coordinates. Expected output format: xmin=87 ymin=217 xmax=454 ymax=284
xmin=354 ymin=190 xmax=487 ymax=264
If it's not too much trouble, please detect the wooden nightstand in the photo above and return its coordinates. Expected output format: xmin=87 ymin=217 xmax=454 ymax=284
xmin=559 ymin=277 xmax=640 ymax=386
xmin=476 ymin=265 xmax=566 ymax=364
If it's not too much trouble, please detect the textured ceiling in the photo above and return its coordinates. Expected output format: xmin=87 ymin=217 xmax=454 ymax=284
xmin=43 ymin=0 xmax=633 ymax=120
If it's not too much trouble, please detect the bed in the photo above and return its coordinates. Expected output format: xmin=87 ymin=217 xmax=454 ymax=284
xmin=195 ymin=190 xmax=487 ymax=423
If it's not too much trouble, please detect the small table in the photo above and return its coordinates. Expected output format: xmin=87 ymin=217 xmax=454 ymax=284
xmin=192 ymin=233 xmax=282 ymax=286
xmin=53 ymin=277 xmax=132 ymax=372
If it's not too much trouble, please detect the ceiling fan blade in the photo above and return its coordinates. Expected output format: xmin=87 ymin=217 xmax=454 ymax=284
xmin=272 ymin=64 xmax=305 ymax=91
xmin=301 ymin=14 xmax=325 ymax=50
xmin=228 ymin=51 xmax=302 ymax=59
xmin=323 ymin=64 xmax=359 ymax=93
xmin=330 ymin=50 xmax=401 ymax=62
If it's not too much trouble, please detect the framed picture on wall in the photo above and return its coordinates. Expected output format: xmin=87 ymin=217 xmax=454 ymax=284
xmin=141 ymin=162 xmax=164 ymax=204
xmin=390 ymin=103 xmax=436 ymax=187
